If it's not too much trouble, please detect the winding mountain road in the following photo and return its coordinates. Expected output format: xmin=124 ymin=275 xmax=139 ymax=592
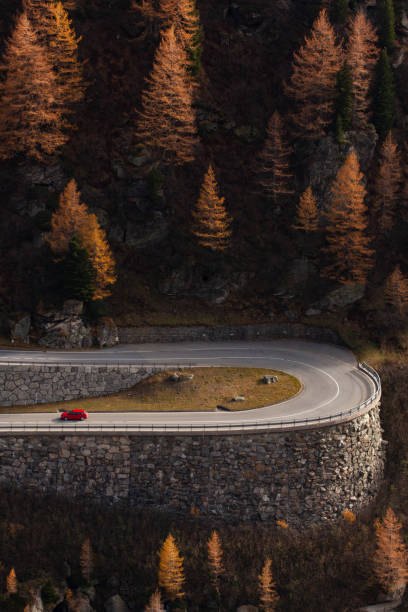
xmin=0 ymin=339 xmax=380 ymax=432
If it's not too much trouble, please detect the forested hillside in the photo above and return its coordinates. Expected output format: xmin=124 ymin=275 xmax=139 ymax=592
xmin=1 ymin=0 xmax=408 ymax=339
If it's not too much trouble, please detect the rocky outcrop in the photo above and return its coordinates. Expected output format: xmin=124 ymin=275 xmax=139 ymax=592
xmin=104 ymin=594 xmax=129 ymax=612
xmin=10 ymin=315 xmax=31 ymax=344
xmin=313 ymin=283 xmax=366 ymax=312
xmin=0 ymin=404 xmax=385 ymax=526
xmin=36 ymin=301 xmax=93 ymax=349
xmin=96 ymin=318 xmax=119 ymax=348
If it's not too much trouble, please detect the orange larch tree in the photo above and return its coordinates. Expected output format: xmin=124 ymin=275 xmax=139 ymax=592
xmin=384 ymin=266 xmax=408 ymax=315
xmin=374 ymin=508 xmax=408 ymax=596
xmin=285 ymin=9 xmax=343 ymax=139
xmin=137 ymin=25 xmax=199 ymax=164
xmin=207 ymin=530 xmax=224 ymax=599
xmin=47 ymin=179 xmax=89 ymax=253
xmin=144 ymin=590 xmax=165 ymax=612
xmin=6 ymin=568 xmax=18 ymax=595
xmin=158 ymin=533 xmax=185 ymax=601
xmin=45 ymin=2 xmax=85 ymax=109
xmin=78 ymin=213 xmax=116 ymax=301
xmin=258 ymin=558 xmax=279 ymax=612
xmin=323 ymin=151 xmax=374 ymax=283
xmin=47 ymin=179 xmax=116 ymax=300
xmin=293 ymin=186 xmax=319 ymax=233
xmin=0 ymin=12 xmax=67 ymax=161
xmin=347 ymin=9 xmax=379 ymax=128
xmin=192 ymin=164 xmax=232 ymax=251
xmin=80 ymin=538 xmax=94 ymax=583
xmin=372 ymin=131 xmax=402 ymax=235
xmin=257 ymin=111 xmax=293 ymax=206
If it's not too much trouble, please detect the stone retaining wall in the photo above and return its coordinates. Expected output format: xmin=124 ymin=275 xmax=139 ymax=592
xmin=118 ymin=323 xmax=340 ymax=344
xmin=0 ymin=403 xmax=385 ymax=525
xmin=0 ymin=364 xmax=161 ymax=406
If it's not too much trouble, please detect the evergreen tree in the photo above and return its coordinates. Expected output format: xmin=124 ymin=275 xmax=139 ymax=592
xmin=258 ymin=558 xmax=279 ymax=612
xmin=78 ymin=213 xmax=117 ymax=301
xmin=373 ymin=49 xmax=395 ymax=139
xmin=80 ymin=538 xmax=94 ymax=583
xmin=374 ymin=508 xmax=408 ymax=596
xmin=0 ymin=13 xmax=67 ymax=161
xmin=335 ymin=62 xmax=353 ymax=132
xmin=380 ymin=0 xmax=396 ymax=49
xmin=372 ymin=131 xmax=402 ymax=234
xmin=331 ymin=0 xmax=349 ymax=24
xmin=385 ymin=266 xmax=408 ymax=315
xmin=323 ymin=151 xmax=374 ymax=283
xmin=137 ymin=25 xmax=199 ymax=164
xmin=207 ymin=531 xmax=224 ymax=600
xmin=293 ymin=186 xmax=319 ymax=232
xmin=285 ymin=9 xmax=343 ymax=139
xmin=158 ymin=533 xmax=185 ymax=601
xmin=176 ymin=0 xmax=203 ymax=78
xmin=144 ymin=590 xmax=165 ymax=612
xmin=192 ymin=164 xmax=232 ymax=251
xmin=48 ymin=179 xmax=116 ymax=300
xmin=347 ymin=10 xmax=379 ymax=128
xmin=60 ymin=237 xmax=95 ymax=303
xmin=257 ymin=111 xmax=293 ymax=206
xmin=6 ymin=568 xmax=18 ymax=595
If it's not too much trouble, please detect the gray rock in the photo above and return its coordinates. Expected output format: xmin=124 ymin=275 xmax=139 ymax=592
xmin=263 ymin=375 xmax=278 ymax=384
xmin=63 ymin=300 xmax=84 ymax=316
xmin=37 ymin=308 xmax=92 ymax=349
xmin=26 ymin=595 xmax=44 ymax=612
xmin=97 ymin=319 xmax=119 ymax=348
xmin=233 ymin=396 xmax=245 ymax=401
xmin=317 ymin=284 xmax=366 ymax=311
xmin=305 ymin=308 xmax=322 ymax=317
xmin=104 ymin=594 xmax=129 ymax=612
xmin=11 ymin=315 xmax=31 ymax=344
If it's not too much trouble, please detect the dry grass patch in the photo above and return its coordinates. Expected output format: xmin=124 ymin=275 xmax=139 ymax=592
xmin=3 ymin=367 xmax=301 ymax=413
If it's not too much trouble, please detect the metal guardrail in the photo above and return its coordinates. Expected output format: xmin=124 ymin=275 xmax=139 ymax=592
xmin=0 ymin=361 xmax=381 ymax=433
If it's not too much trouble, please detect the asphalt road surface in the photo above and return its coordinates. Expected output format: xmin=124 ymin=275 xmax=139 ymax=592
xmin=0 ymin=339 xmax=377 ymax=432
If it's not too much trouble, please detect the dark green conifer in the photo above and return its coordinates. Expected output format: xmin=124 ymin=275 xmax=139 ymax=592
xmin=380 ymin=0 xmax=396 ymax=49
xmin=335 ymin=62 xmax=353 ymax=132
xmin=60 ymin=236 xmax=95 ymax=302
xmin=373 ymin=49 xmax=395 ymax=139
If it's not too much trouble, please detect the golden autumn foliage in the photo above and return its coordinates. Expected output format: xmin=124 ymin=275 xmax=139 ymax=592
xmin=342 ymin=509 xmax=356 ymax=523
xmin=0 ymin=12 xmax=67 ymax=161
xmin=207 ymin=530 xmax=224 ymax=596
xmin=47 ymin=179 xmax=88 ymax=253
xmin=144 ymin=589 xmax=165 ymax=612
xmin=372 ymin=132 xmax=402 ymax=234
xmin=285 ymin=9 xmax=342 ymax=139
xmin=158 ymin=533 xmax=185 ymax=600
xmin=46 ymin=2 xmax=85 ymax=108
xmin=6 ymin=568 xmax=18 ymax=595
xmin=257 ymin=111 xmax=293 ymax=204
xmin=323 ymin=151 xmax=374 ymax=284
xmin=293 ymin=186 xmax=319 ymax=232
xmin=374 ymin=508 xmax=408 ymax=596
xmin=47 ymin=179 xmax=116 ymax=300
xmin=276 ymin=519 xmax=288 ymax=529
xmin=258 ymin=558 xmax=279 ymax=612
xmin=384 ymin=266 xmax=408 ymax=315
xmin=347 ymin=10 xmax=379 ymax=128
xmin=80 ymin=538 xmax=94 ymax=582
xmin=137 ymin=25 xmax=198 ymax=164
xmin=78 ymin=213 xmax=116 ymax=301
xmin=192 ymin=164 xmax=232 ymax=251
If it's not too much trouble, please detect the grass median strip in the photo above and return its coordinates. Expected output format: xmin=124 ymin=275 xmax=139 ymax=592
xmin=0 ymin=367 xmax=301 ymax=413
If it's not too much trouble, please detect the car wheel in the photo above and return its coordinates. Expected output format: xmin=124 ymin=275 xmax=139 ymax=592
xmin=63 ymin=417 xmax=68 ymax=421
xmin=80 ymin=417 xmax=84 ymax=421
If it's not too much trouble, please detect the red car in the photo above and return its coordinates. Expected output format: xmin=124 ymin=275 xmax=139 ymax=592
xmin=61 ymin=409 xmax=88 ymax=421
